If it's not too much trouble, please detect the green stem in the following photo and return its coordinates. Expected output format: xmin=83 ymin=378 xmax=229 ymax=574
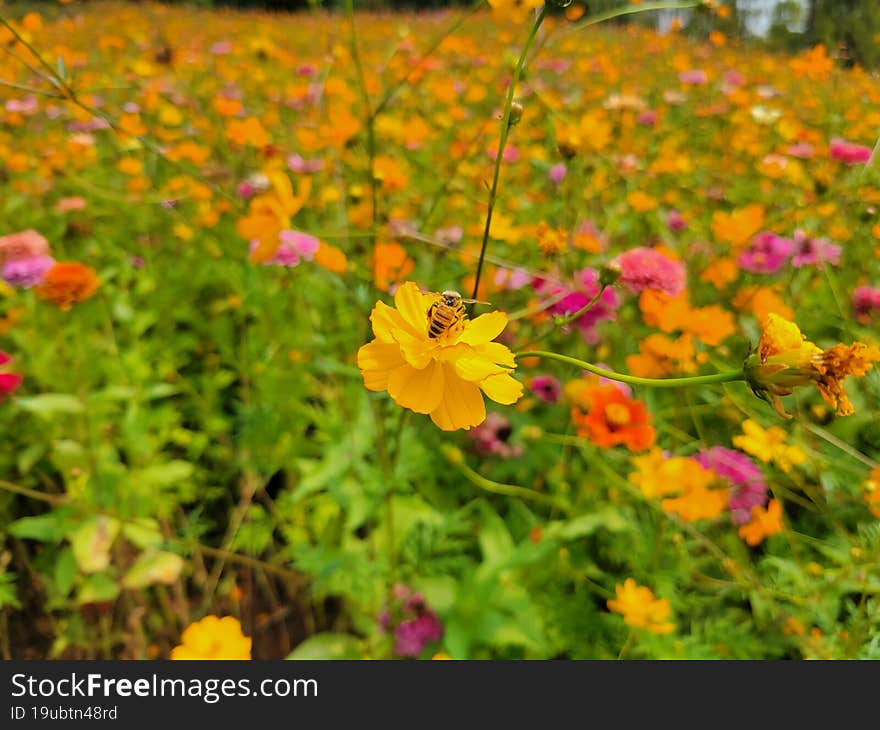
xmin=559 ymin=0 xmax=702 ymax=37
xmin=471 ymin=5 xmax=548 ymax=302
xmin=516 ymin=350 xmax=745 ymax=389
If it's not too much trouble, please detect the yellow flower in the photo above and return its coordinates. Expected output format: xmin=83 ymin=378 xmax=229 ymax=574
xmin=744 ymin=313 xmax=880 ymax=417
xmin=607 ymin=578 xmax=675 ymax=635
xmin=863 ymin=468 xmax=880 ymax=519
xmin=357 ymin=282 xmax=523 ymax=431
xmin=732 ymin=419 xmax=806 ymax=473
xmin=170 ymin=616 xmax=252 ymax=660
xmin=487 ymin=0 xmax=544 ymax=24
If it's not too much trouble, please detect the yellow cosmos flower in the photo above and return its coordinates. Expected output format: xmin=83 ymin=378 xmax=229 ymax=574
xmin=357 ymin=282 xmax=523 ymax=431
xmin=744 ymin=313 xmax=880 ymax=417
xmin=487 ymin=0 xmax=544 ymax=24
xmin=607 ymin=578 xmax=675 ymax=635
xmin=170 ymin=615 xmax=252 ymax=660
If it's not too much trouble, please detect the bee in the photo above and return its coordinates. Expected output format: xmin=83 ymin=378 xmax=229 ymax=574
xmin=427 ymin=290 xmax=488 ymax=339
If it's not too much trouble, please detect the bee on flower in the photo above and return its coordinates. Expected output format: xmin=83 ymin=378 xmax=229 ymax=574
xmin=357 ymin=282 xmax=523 ymax=431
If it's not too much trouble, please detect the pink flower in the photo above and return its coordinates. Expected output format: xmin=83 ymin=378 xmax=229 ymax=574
xmin=0 ymin=230 xmax=50 ymax=265
xmin=615 ymin=247 xmax=686 ymax=296
xmin=536 ymin=269 xmax=620 ymax=345
xmin=379 ymin=585 xmax=443 ymax=659
xmin=829 ymin=137 xmax=872 ymax=165
xmin=468 ymin=412 xmax=522 ymax=457
xmin=529 ymin=375 xmax=562 ymax=403
xmin=287 ymin=154 xmax=324 ymax=174
xmin=737 ymin=231 xmax=794 ymax=274
xmin=434 ymin=226 xmax=463 ymax=246
xmin=2 ymin=255 xmax=55 ymax=288
xmin=853 ymin=286 xmax=880 ymax=319
xmin=6 ymin=96 xmax=39 ymax=115
xmin=494 ymin=267 xmax=531 ymax=291
xmin=55 ymin=197 xmax=87 ymax=212
xmin=0 ymin=351 xmax=23 ymax=399
xmin=695 ymin=447 xmax=767 ymax=525
xmin=790 ymin=230 xmax=841 ymax=268
xmin=489 ymin=144 xmax=519 ymax=164
xmin=785 ymin=142 xmax=814 ymax=159
xmin=666 ymin=210 xmax=687 ymax=233
xmin=548 ymin=163 xmax=567 ymax=184
xmin=679 ymin=69 xmax=708 ymax=85
xmin=636 ymin=110 xmax=657 ymax=126
xmin=248 ymin=230 xmax=319 ymax=268
xmin=210 ymin=41 xmax=232 ymax=55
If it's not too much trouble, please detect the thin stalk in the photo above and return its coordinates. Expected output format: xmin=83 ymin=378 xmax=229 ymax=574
xmin=516 ymin=350 xmax=745 ymax=389
xmin=471 ymin=5 xmax=548 ymax=302
xmin=521 ymin=285 xmax=607 ymax=347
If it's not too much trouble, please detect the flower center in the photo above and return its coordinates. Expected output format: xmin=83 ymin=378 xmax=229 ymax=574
xmin=604 ymin=403 xmax=632 ymax=428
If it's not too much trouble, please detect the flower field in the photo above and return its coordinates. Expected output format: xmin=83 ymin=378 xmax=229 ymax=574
xmin=1 ymin=0 xmax=880 ymax=660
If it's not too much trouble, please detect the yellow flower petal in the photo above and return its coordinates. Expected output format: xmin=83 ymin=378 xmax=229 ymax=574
xmin=388 ymin=360 xmax=445 ymax=414
xmin=473 ymin=341 xmax=516 ymax=368
xmin=357 ymin=340 xmax=406 ymax=392
xmin=430 ymin=364 xmax=486 ymax=431
xmin=479 ymin=372 xmax=523 ymax=405
xmin=394 ymin=281 xmax=431 ymax=334
xmin=371 ymin=301 xmax=414 ymax=343
xmin=453 ymin=356 xmax=508 ymax=382
xmin=459 ymin=311 xmax=508 ymax=346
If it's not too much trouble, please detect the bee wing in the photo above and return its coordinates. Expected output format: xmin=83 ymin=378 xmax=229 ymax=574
xmin=461 ymin=298 xmax=492 ymax=306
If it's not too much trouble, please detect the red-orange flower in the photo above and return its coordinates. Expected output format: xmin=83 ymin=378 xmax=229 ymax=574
xmin=571 ymin=384 xmax=655 ymax=451
xmin=36 ymin=262 xmax=100 ymax=311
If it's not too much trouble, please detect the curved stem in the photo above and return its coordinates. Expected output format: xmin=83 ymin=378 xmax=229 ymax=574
xmin=516 ymin=350 xmax=745 ymax=389
xmin=471 ymin=5 xmax=548 ymax=302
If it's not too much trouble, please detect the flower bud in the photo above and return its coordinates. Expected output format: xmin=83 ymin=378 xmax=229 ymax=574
xmin=508 ymin=101 xmax=524 ymax=127
xmin=599 ymin=260 xmax=622 ymax=288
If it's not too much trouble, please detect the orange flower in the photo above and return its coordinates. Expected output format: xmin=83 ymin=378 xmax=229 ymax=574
xmin=36 ymin=262 xmax=100 ymax=311
xmin=711 ymin=204 xmax=765 ymax=249
xmin=314 ymin=241 xmax=348 ymax=274
xmin=607 ymin=578 xmax=675 ymax=635
xmin=373 ymin=242 xmax=413 ymax=292
xmin=863 ymin=468 xmax=880 ymax=518
xmin=571 ymin=384 xmax=655 ymax=451
xmin=738 ymin=499 xmax=784 ymax=546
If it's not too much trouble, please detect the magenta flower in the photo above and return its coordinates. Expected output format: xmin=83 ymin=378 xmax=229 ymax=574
xmin=737 ymin=231 xmax=794 ymax=274
xmin=529 ymin=375 xmax=562 ymax=403
xmin=790 ymin=230 xmax=841 ymax=268
xmin=468 ymin=412 xmax=522 ymax=458
xmin=615 ymin=247 xmax=686 ymax=296
xmin=694 ymin=447 xmax=767 ymax=525
xmin=666 ymin=210 xmax=687 ymax=233
xmin=2 ymin=255 xmax=55 ymax=288
xmin=0 ymin=351 xmax=23 ymax=399
xmin=379 ymin=585 xmax=443 ymax=659
xmin=537 ymin=269 xmax=620 ymax=344
xmin=853 ymin=286 xmax=880 ymax=320
xmin=829 ymin=137 xmax=872 ymax=165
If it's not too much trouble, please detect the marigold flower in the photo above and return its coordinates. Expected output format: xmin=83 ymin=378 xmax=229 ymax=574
xmin=607 ymin=578 xmax=675 ymax=635
xmin=170 ymin=615 xmax=252 ymax=660
xmin=738 ymin=499 xmax=784 ymax=546
xmin=357 ymin=282 xmax=523 ymax=431
xmin=571 ymin=384 xmax=655 ymax=451
xmin=744 ymin=313 xmax=880 ymax=416
xmin=36 ymin=262 xmax=100 ymax=311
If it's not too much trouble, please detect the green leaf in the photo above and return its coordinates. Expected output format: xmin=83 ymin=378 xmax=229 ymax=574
xmin=286 ymin=632 xmax=364 ymax=660
xmin=54 ymin=548 xmax=78 ymax=597
xmin=77 ymin=573 xmax=119 ymax=605
xmin=478 ymin=503 xmax=515 ymax=568
xmin=122 ymin=550 xmax=184 ymax=589
xmin=133 ymin=461 xmax=194 ymax=489
xmin=8 ymin=513 xmax=65 ymax=542
xmin=16 ymin=394 xmax=84 ymax=416
xmin=121 ymin=518 xmax=163 ymax=549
